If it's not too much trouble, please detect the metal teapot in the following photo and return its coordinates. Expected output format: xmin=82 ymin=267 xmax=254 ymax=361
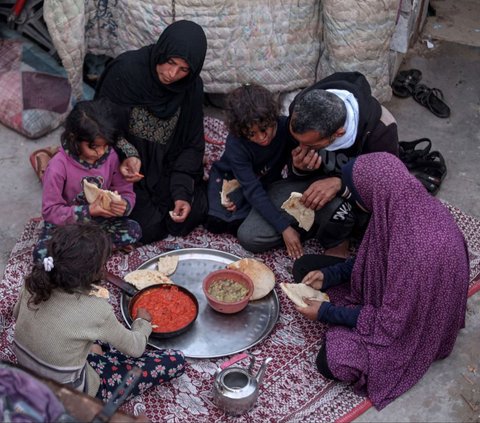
xmin=213 ymin=353 xmax=272 ymax=416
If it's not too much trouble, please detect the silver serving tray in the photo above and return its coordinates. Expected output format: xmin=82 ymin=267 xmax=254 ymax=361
xmin=120 ymin=248 xmax=280 ymax=358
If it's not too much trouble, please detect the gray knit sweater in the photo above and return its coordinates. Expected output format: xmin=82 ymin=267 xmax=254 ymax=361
xmin=13 ymin=287 xmax=151 ymax=396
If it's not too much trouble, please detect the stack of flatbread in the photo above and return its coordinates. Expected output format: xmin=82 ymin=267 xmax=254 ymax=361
xmin=124 ymin=255 xmax=179 ymax=291
xmin=281 ymin=192 xmax=314 ymax=231
xmin=83 ymin=180 xmax=122 ymax=211
xmin=124 ymin=269 xmax=173 ymax=290
xmin=280 ymin=282 xmax=329 ymax=308
xmin=220 ymin=179 xmax=241 ymax=206
xmin=227 ymin=258 xmax=275 ymax=300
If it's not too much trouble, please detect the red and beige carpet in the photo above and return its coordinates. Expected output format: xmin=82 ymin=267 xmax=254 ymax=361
xmin=1 ymin=117 xmax=479 ymax=422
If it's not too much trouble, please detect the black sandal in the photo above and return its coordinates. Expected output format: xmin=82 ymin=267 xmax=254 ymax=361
xmin=399 ymin=138 xmax=432 ymax=166
xmin=392 ymin=69 xmax=422 ymax=98
xmin=413 ymin=84 xmax=451 ymax=118
xmin=410 ymin=151 xmax=447 ymax=195
xmin=413 ymin=172 xmax=442 ymax=195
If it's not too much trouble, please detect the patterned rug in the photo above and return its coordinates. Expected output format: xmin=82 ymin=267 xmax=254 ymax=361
xmin=1 ymin=117 xmax=480 ymax=422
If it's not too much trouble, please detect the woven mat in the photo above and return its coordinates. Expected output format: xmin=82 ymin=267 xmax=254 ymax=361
xmin=1 ymin=117 xmax=479 ymax=422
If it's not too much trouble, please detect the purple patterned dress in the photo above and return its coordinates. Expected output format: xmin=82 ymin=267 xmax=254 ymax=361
xmin=327 ymin=152 xmax=469 ymax=409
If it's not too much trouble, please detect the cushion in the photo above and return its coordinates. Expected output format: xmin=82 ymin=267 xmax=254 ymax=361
xmin=0 ymin=25 xmax=93 ymax=139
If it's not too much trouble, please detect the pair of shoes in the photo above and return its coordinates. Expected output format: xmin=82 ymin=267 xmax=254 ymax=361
xmin=29 ymin=146 xmax=59 ymax=182
xmin=412 ymin=84 xmax=450 ymax=118
xmin=399 ymin=138 xmax=432 ymax=166
xmin=410 ymin=151 xmax=447 ymax=195
xmin=392 ymin=69 xmax=422 ymax=97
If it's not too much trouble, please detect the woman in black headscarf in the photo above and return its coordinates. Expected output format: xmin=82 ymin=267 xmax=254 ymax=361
xmin=96 ymin=20 xmax=208 ymax=243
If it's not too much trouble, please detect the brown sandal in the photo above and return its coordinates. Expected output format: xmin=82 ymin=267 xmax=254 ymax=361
xmin=29 ymin=146 xmax=59 ymax=182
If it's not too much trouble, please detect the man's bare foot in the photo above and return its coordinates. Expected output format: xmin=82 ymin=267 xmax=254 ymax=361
xmin=324 ymin=240 xmax=350 ymax=258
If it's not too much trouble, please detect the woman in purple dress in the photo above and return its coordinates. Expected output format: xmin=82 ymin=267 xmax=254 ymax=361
xmin=292 ymin=152 xmax=469 ymax=409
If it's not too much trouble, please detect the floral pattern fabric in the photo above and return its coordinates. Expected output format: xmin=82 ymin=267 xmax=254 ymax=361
xmin=88 ymin=346 xmax=185 ymax=402
xmin=116 ymin=136 xmax=139 ymax=158
xmin=128 ymin=106 xmax=180 ymax=144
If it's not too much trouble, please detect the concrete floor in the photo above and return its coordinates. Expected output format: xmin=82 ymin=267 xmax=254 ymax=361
xmin=1 ymin=2 xmax=479 ymax=422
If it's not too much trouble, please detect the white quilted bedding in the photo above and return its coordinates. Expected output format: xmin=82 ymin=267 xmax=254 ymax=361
xmin=44 ymin=0 xmax=397 ymax=103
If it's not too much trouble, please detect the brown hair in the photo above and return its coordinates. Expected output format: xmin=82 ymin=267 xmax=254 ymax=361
xmin=225 ymin=84 xmax=279 ymax=138
xmin=61 ymin=99 xmax=119 ymax=156
xmin=26 ymin=223 xmax=112 ymax=305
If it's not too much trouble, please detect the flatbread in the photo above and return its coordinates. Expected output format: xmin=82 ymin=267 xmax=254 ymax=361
xmin=89 ymin=284 xmax=110 ymax=299
xmin=280 ymin=192 xmax=314 ymax=231
xmin=157 ymin=255 xmax=179 ymax=276
xmin=83 ymin=179 xmax=122 ymax=211
xmin=220 ymin=179 xmax=241 ymax=206
xmin=280 ymin=282 xmax=329 ymax=308
xmin=124 ymin=269 xmax=173 ymax=290
xmin=227 ymin=258 xmax=275 ymax=300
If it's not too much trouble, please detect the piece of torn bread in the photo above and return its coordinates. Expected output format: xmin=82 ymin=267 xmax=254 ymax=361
xmin=89 ymin=284 xmax=110 ymax=299
xmin=83 ymin=180 xmax=122 ymax=211
xmin=281 ymin=192 xmax=314 ymax=231
xmin=280 ymin=282 xmax=329 ymax=308
xmin=157 ymin=255 xmax=179 ymax=276
xmin=227 ymin=258 xmax=275 ymax=300
xmin=220 ymin=179 xmax=241 ymax=206
xmin=124 ymin=269 xmax=173 ymax=290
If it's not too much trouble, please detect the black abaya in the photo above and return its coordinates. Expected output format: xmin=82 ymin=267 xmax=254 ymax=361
xmin=96 ymin=20 xmax=208 ymax=243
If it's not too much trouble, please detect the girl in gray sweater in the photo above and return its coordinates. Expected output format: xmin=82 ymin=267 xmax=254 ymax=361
xmin=14 ymin=222 xmax=185 ymax=400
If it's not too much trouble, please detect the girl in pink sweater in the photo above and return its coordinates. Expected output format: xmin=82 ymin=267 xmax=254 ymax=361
xmin=34 ymin=99 xmax=142 ymax=261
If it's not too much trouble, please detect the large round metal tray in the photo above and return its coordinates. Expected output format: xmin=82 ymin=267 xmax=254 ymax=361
xmin=120 ymin=248 xmax=280 ymax=358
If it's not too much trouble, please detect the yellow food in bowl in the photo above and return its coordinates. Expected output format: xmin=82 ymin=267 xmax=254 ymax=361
xmin=207 ymin=279 xmax=249 ymax=303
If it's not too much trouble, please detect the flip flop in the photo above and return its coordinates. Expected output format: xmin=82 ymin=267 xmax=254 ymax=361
xmin=410 ymin=151 xmax=447 ymax=195
xmin=44 ymin=145 xmax=60 ymax=156
xmin=392 ymin=69 xmax=422 ymax=98
xmin=413 ymin=84 xmax=451 ymax=118
xmin=29 ymin=147 xmax=58 ymax=182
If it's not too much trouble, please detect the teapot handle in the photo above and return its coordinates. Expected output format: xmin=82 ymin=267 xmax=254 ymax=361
xmin=219 ymin=352 xmax=249 ymax=370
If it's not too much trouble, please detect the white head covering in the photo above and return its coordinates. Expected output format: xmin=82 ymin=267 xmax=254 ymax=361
xmin=325 ymin=89 xmax=359 ymax=151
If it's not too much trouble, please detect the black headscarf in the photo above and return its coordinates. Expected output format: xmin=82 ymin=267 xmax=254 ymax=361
xmin=96 ymin=20 xmax=207 ymax=118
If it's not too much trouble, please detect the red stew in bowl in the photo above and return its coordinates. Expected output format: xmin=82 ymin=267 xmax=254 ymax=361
xmin=131 ymin=285 xmax=197 ymax=333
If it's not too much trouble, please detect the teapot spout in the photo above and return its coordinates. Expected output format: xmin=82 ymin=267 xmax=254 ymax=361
xmin=255 ymin=357 xmax=272 ymax=386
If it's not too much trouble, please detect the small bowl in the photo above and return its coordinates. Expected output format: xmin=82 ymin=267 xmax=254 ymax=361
xmin=203 ymin=269 xmax=254 ymax=314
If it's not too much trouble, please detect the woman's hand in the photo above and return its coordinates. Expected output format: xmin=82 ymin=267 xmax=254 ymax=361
xmin=292 ymin=146 xmax=322 ymax=171
xmin=136 ymin=307 xmax=152 ymax=322
xmin=89 ymin=197 xmax=116 ymax=218
xmin=282 ymin=226 xmax=303 ymax=259
xmin=301 ymin=177 xmax=342 ymax=210
xmin=302 ymin=270 xmax=324 ymax=290
xmin=110 ymin=198 xmax=128 ymax=216
xmin=120 ymin=157 xmax=143 ymax=183
xmin=295 ymin=298 xmax=323 ymax=321
xmin=170 ymin=200 xmax=191 ymax=223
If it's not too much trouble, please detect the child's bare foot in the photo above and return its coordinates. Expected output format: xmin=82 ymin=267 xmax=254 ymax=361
xmin=113 ymin=243 xmax=141 ymax=254
xmin=324 ymin=240 xmax=350 ymax=258
xmin=90 ymin=344 xmax=104 ymax=355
